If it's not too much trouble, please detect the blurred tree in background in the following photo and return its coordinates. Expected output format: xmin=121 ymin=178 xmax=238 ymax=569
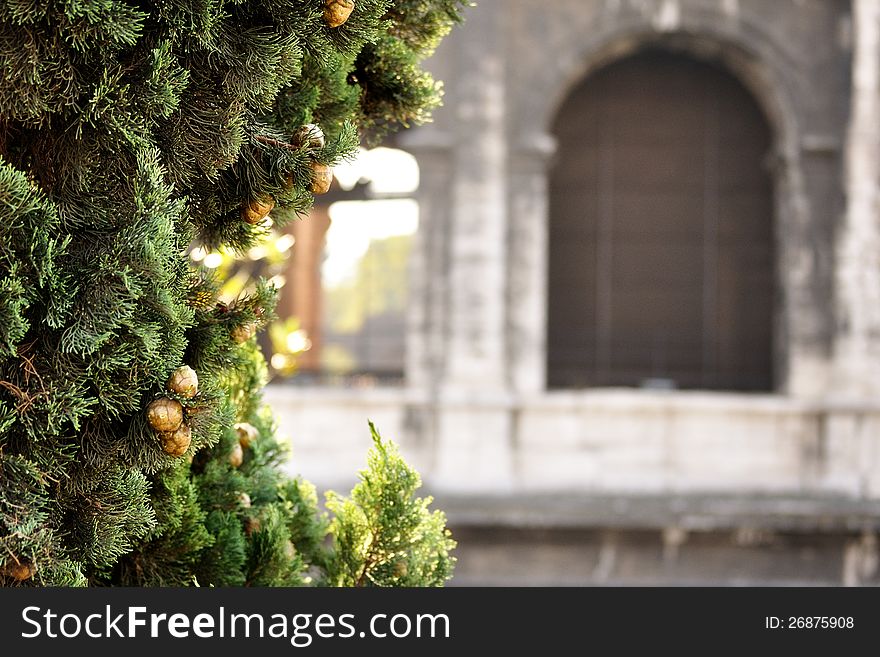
xmin=0 ymin=0 xmax=465 ymax=587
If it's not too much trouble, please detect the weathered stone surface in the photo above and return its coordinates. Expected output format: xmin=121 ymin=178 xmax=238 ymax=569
xmin=269 ymin=0 xmax=880 ymax=584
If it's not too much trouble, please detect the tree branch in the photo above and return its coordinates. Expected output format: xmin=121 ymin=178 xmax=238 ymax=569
xmin=254 ymin=135 xmax=299 ymax=151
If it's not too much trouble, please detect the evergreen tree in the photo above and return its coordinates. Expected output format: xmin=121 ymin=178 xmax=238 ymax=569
xmin=0 ymin=0 xmax=464 ymax=587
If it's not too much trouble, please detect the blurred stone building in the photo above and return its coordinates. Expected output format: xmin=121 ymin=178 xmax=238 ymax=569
xmin=268 ymin=0 xmax=880 ymax=584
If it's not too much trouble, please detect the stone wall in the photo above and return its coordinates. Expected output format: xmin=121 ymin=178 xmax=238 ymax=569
xmin=268 ymin=387 xmax=880 ymax=498
xmin=267 ymin=0 xmax=880 ymax=584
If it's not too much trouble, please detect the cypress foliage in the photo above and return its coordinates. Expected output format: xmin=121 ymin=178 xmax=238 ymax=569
xmin=0 ymin=0 xmax=464 ymax=587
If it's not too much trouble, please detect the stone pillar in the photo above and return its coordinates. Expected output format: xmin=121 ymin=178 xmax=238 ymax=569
xmin=833 ymin=0 xmax=880 ymax=398
xmin=402 ymin=136 xmax=454 ymax=392
xmin=775 ymin=144 xmax=835 ymax=399
xmin=430 ymin=0 xmax=514 ymax=490
xmin=442 ymin=0 xmax=509 ymax=392
xmin=507 ymin=134 xmax=556 ymax=395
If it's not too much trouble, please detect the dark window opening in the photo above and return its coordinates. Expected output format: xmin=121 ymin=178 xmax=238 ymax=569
xmin=547 ymin=50 xmax=775 ymax=392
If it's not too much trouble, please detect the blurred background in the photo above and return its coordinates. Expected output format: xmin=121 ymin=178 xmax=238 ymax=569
xmin=214 ymin=0 xmax=880 ymax=584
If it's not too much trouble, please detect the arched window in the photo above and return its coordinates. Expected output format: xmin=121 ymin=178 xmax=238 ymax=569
xmin=547 ymin=50 xmax=775 ymax=391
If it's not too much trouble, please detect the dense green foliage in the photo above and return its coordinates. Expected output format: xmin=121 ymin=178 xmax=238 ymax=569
xmin=326 ymin=423 xmax=455 ymax=586
xmin=0 ymin=0 xmax=463 ymax=587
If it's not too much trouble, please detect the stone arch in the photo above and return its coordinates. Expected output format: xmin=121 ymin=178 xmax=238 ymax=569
xmin=506 ymin=17 xmax=817 ymax=395
xmin=545 ymin=49 xmax=776 ymax=390
xmin=522 ymin=21 xmax=804 ymax=166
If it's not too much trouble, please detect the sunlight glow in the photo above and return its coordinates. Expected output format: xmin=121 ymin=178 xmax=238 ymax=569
xmin=324 ymin=199 xmax=419 ymax=286
xmin=333 ymin=147 xmax=419 ymax=194
xmin=203 ymin=252 xmax=223 ymax=268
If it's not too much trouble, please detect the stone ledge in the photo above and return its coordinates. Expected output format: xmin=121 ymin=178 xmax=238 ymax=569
xmin=264 ymin=383 xmax=880 ymax=414
xmin=435 ymin=492 xmax=880 ymax=532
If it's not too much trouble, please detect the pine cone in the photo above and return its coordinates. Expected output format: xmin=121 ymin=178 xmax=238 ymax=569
xmin=296 ymin=123 xmax=325 ymax=149
xmin=3 ymin=560 xmax=35 ymax=582
xmin=309 ymin=162 xmax=333 ymax=194
xmin=325 ymin=0 xmax=355 ymax=28
xmin=231 ymin=322 xmax=257 ymax=344
xmin=242 ymin=197 xmax=274 ymax=225
xmin=229 ymin=441 xmax=244 ymax=468
xmin=147 ymin=397 xmax=184 ymax=432
xmin=160 ymin=424 xmax=192 ymax=456
xmin=235 ymin=422 xmax=258 ymax=449
xmin=167 ymin=365 xmax=198 ymax=398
